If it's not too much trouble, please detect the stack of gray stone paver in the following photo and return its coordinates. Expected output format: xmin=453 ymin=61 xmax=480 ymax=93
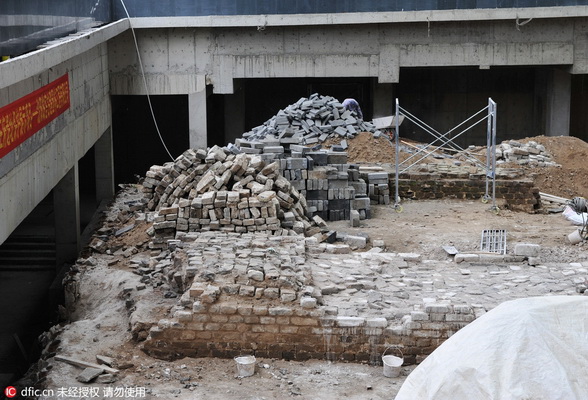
xmin=142 ymin=147 xmax=326 ymax=246
xmin=278 ymin=153 xmax=372 ymax=221
xmin=238 ymin=93 xmax=381 ymax=148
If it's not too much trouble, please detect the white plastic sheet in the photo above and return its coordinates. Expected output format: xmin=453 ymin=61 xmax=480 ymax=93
xmin=395 ymin=296 xmax=588 ymax=400
xmin=563 ymin=205 xmax=588 ymax=226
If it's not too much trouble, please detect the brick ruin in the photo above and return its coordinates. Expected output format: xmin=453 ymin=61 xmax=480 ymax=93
xmin=140 ymin=232 xmax=479 ymax=365
xmin=134 ymin=95 xmax=545 ymax=366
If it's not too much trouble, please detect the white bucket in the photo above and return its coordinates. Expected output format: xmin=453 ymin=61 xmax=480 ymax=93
xmin=234 ymin=355 xmax=256 ymax=377
xmin=382 ymin=347 xmax=403 ymax=378
xmin=568 ymin=229 xmax=583 ymax=245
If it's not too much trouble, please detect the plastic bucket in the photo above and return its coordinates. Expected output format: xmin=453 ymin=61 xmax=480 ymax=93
xmin=382 ymin=347 xmax=403 ymax=378
xmin=568 ymin=229 xmax=583 ymax=245
xmin=234 ymin=355 xmax=256 ymax=377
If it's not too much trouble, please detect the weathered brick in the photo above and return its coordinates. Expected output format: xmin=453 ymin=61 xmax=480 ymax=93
xmin=237 ymin=305 xmax=253 ymax=315
xmin=253 ymin=306 xmax=268 ymax=315
xmin=210 ymin=315 xmax=229 ymax=323
xmin=269 ymin=307 xmax=294 ymax=316
xmin=424 ymin=304 xmax=452 ymax=314
xmin=336 ymin=316 xmax=365 ymax=327
xmin=205 ymin=323 xmax=221 ymax=331
xmin=280 ymin=325 xmax=299 ymax=334
xmin=219 ymin=304 xmax=238 ymax=314
xmin=291 ymin=317 xmax=319 ymax=326
xmin=366 ymin=318 xmax=388 ymax=328
xmin=410 ymin=311 xmax=429 ymax=321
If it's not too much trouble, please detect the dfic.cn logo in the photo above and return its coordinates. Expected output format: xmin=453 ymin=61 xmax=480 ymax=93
xmin=4 ymin=386 xmax=17 ymax=398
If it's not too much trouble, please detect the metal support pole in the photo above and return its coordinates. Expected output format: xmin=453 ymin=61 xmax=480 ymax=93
xmin=394 ymin=98 xmax=401 ymax=212
xmin=484 ymin=99 xmax=492 ymax=202
xmin=490 ymin=98 xmax=498 ymax=213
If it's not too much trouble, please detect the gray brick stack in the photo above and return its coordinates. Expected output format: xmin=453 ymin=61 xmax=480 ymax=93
xmin=238 ymin=93 xmax=382 ymax=148
xmin=142 ymin=147 xmax=324 ymax=246
xmin=360 ymin=168 xmax=391 ymax=205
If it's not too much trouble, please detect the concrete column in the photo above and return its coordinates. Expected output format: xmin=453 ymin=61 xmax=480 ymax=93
xmin=373 ymin=82 xmax=395 ymax=118
xmin=54 ymin=165 xmax=80 ymax=267
xmin=189 ymin=89 xmax=208 ymax=149
xmin=545 ymin=69 xmax=571 ymax=136
xmin=224 ymin=80 xmax=245 ymax=145
xmin=94 ymin=127 xmax=115 ymax=202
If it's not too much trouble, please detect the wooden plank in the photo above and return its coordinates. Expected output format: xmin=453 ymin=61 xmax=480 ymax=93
xmin=54 ymin=355 xmax=119 ymax=374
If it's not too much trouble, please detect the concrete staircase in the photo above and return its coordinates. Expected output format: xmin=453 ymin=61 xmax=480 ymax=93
xmin=0 ymin=235 xmax=57 ymax=385
xmin=0 ymin=235 xmax=56 ymax=270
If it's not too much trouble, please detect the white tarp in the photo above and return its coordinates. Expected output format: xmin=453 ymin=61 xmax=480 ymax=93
xmin=563 ymin=205 xmax=588 ymax=226
xmin=395 ymin=296 xmax=588 ymax=400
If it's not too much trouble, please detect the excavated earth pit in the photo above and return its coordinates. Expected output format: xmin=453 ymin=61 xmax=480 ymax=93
xmin=17 ymin=132 xmax=588 ymax=399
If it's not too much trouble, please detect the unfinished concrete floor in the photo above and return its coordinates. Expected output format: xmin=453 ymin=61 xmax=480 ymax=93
xmin=29 ymin=183 xmax=588 ymax=399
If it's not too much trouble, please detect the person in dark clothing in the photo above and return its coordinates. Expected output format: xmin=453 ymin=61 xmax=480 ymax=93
xmin=342 ymin=98 xmax=363 ymax=120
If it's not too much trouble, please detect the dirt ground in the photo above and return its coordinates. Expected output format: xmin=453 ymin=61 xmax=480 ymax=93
xmin=30 ymin=134 xmax=588 ymax=399
xmin=522 ymin=135 xmax=588 ymax=199
xmin=329 ymin=132 xmax=588 ymax=200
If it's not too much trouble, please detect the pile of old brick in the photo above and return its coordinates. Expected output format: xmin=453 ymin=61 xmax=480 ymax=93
xmin=142 ymin=146 xmax=328 ymax=246
xmin=238 ymin=93 xmax=381 ymax=148
xmin=496 ymin=140 xmax=559 ymax=167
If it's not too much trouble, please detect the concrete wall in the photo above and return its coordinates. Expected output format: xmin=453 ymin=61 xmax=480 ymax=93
xmin=107 ymin=12 xmax=588 ymax=145
xmin=108 ymin=14 xmax=585 ymax=96
xmin=0 ymin=21 xmax=128 ymax=245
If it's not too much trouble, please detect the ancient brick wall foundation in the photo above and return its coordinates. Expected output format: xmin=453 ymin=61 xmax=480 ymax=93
xmin=143 ymin=299 xmax=478 ymax=365
xmin=396 ymin=172 xmax=540 ymax=213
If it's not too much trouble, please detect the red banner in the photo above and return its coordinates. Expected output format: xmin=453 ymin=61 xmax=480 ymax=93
xmin=0 ymin=73 xmax=70 ymax=158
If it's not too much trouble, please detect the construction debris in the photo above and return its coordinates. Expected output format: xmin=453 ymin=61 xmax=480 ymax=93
xmin=54 ymin=355 xmax=119 ymax=375
xmin=496 ymin=140 xmax=559 ymax=167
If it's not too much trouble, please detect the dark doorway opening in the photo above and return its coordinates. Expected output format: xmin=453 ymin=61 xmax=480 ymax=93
xmin=112 ymin=95 xmax=189 ymax=185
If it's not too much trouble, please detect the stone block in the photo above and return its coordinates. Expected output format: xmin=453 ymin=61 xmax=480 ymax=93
xmin=174 ymin=310 xmax=193 ymax=322
xmin=350 ymin=210 xmax=360 ymax=227
xmin=366 ymin=317 xmax=388 ymax=328
xmin=76 ymin=367 xmax=104 ymax=383
xmin=280 ymin=289 xmax=297 ymax=302
xmin=300 ymin=297 xmax=317 ymax=309
xmin=410 ymin=311 xmax=429 ymax=321
xmin=269 ymin=307 xmax=294 ymax=316
xmin=336 ymin=316 xmax=365 ymax=327
xmin=239 ymin=285 xmax=256 ymax=297
xmin=424 ymin=303 xmax=452 ymax=314
xmin=344 ymin=235 xmax=367 ymax=249
xmin=514 ymin=243 xmax=541 ymax=257
xmin=454 ymin=253 xmax=480 ymax=263
xmin=327 ymin=152 xmax=348 ymax=164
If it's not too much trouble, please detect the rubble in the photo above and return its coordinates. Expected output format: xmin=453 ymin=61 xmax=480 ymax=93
xmin=496 ymin=140 xmax=559 ymax=167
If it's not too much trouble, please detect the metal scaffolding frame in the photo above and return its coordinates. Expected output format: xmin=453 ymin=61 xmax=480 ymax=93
xmin=393 ymin=98 xmax=498 ymax=212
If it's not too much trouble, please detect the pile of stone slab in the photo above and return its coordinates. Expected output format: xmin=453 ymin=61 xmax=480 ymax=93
xmin=496 ymin=140 xmax=559 ymax=167
xmin=237 ymin=93 xmax=381 ymax=150
xmin=141 ymin=146 xmax=327 ymax=245
xmin=359 ymin=166 xmax=392 ymax=205
xmin=278 ymin=151 xmax=375 ymax=221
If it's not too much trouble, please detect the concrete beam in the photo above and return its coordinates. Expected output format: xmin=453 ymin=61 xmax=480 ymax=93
xmin=129 ymin=7 xmax=588 ymax=29
xmin=0 ymin=19 xmax=128 ymax=88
